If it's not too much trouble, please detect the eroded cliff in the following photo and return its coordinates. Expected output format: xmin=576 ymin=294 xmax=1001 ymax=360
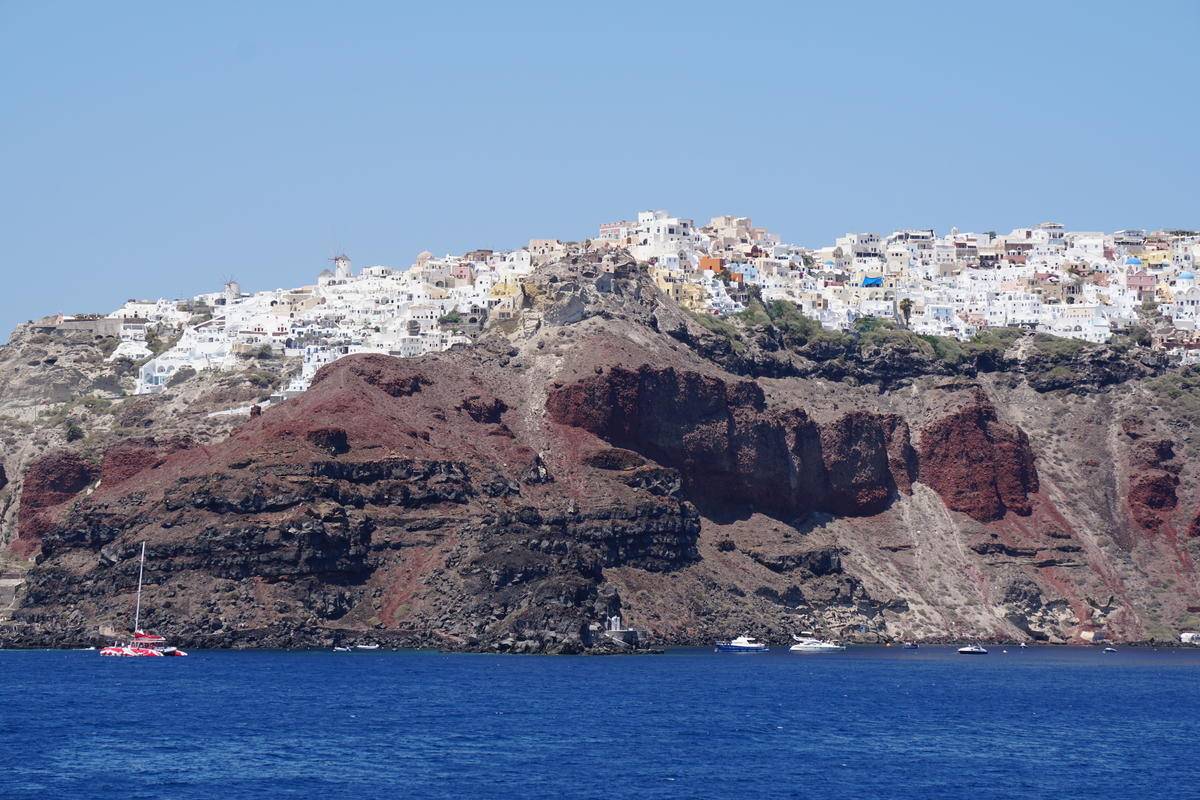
xmin=4 ymin=257 xmax=1199 ymax=650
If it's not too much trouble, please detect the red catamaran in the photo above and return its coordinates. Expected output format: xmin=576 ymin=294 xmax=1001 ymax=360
xmin=100 ymin=542 xmax=187 ymax=657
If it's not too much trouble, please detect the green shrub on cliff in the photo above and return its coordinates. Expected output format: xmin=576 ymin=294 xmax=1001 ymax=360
xmin=687 ymin=310 xmax=745 ymax=352
xmin=78 ymin=395 xmax=112 ymax=413
xmin=64 ymin=421 xmax=85 ymax=442
xmin=735 ymin=299 xmax=772 ymax=328
xmin=1147 ymin=367 xmax=1200 ymax=448
xmin=965 ymin=328 xmax=1024 ymax=356
xmin=856 ymin=319 xmax=934 ymax=356
xmin=145 ymin=331 xmax=180 ymax=355
xmin=918 ymin=334 xmax=964 ymax=364
xmin=1030 ymin=332 xmax=1087 ymax=362
xmin=917 ymin=328 xmax=1031 ymax=367
xmin=760 ymin=299 xmax=852 ymax=349
xmin=243 ymin=370 xmax=282 ymax=389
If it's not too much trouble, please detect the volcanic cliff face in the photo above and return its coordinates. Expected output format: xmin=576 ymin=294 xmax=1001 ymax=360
xmin=915 ymin=387 xmax=1039 ymax=522
xmin=12 ymin=353 xmax=706 ymax=652
xmin=545 ymin=366 xmax=916 ymax=518
xmin=4 ymin=256 xmax=1200 ymax=650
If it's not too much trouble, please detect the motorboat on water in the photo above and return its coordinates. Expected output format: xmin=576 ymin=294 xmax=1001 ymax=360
xmin=715 ymin=634 xmax=768 ymax=652
xmin=958 ymin=643 xmax=988 ymax=655
xmin=789 ymin=636 xmax=846 ymax=653
xmin=902 ymin=642 xmax=919 ymax=649
xmin=100 ymin=543 xmax=187 ymax=658
xmin=333 ymin=646 xmax=353 ymax=652
xmin=354 ymin=644 xmax=381 ymax=650
xmin=1103 ymin=647 xmax=1117 ymax=653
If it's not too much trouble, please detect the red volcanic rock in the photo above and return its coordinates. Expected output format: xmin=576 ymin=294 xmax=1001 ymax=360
xmin=820 ymin=412 xmax=917 ymax=508
xmin=1127 ymin=438 xmax=1179 ymax=531
xmin=1131 ymin=438 xmax=1176 ymax=471
xmin=546 ymin=365 xmax=911 ymax=517
xmin=917 ymin=395 xmax=1038 ymax=522
xmin=15 ymin=450 xmax=100 ymax=557
xmin=1129 ymin=472 xmax=1178 ymax=530
xmin=1187 ymin=508 xmax=1200 ymax=538
xmin=1121 ymin=415 xmax=1147 ymax=440
xmin=99 ymin=435 xmax=195 ymax=487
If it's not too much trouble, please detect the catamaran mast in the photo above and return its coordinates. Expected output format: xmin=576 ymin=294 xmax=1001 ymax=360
xmin=133 ymin=541 xmax=146 ymax=633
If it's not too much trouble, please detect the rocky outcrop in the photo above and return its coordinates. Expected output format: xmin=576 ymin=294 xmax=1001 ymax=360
xmin=1127 ymin=437 xmax=1181 ymax=531
xmin=13 ymin=451 xmax=100 ymax=558
xmin=916 ymin=388 xmax=1039 ymax=522
xmin=546 ymin=366 xmax=912 ymax=518
xmin=99 ymin=435 xmax=197 ymax=487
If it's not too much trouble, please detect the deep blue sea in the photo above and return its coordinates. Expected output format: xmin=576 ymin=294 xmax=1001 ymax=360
xmin=2 ymin=644 xmax=1199 ymax=799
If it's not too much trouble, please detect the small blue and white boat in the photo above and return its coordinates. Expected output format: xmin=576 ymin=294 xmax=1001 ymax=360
xmin=715 ymin=634 xmax=768 ymax=652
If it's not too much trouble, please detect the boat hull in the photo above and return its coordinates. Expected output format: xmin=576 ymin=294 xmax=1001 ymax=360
xmin=789 ymin=644 xmax=845 ymax=653
xmin=789 ymin=637 xmax=845 ymax=652
xmin=101 ymin=646 xmax=165 ymax=657
xmin=100 ymin=645 xmax=187 ymax=657
xmin=715 ymin=644 xmax=768 ymax=652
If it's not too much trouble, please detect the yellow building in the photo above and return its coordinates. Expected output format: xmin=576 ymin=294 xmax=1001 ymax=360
xmin=649 ymin=266 xmax=707 ymax=309
xmin=489 ymin=273 xmax=524 ymax=300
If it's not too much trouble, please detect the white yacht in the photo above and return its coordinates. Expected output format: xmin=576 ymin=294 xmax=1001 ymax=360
xmin=958 ymin=643 xmax=988 ymax=655
xmin=715 ymin=634 xmax=768 ymax=652
xmin=789 ymin=636 xmax=846 ymax=653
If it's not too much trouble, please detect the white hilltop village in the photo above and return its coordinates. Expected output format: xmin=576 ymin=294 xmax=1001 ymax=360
xmin=47 ymin=210 xmax=1200 ymax=404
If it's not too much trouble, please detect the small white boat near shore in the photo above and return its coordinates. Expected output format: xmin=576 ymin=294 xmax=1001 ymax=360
xmin=789 ymin=636 xmax=845 ymax=653
xmin=715 ymin=634 xmax=768 ymax=652
xmin=958 ymin=643 xmax=988 ymax=655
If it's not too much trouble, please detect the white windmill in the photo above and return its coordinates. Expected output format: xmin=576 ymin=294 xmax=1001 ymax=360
xmin=329 ymin=250 xmax=352 ymax=280
xmin=222 ymin=274 xmax=240 ymax=305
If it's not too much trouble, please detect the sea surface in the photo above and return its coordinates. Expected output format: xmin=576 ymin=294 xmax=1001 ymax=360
xmin=2 ymin=644 xmax=1198 ymax=799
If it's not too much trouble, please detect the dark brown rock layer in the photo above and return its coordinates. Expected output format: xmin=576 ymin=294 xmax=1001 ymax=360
xmin=546 ymin=365 xmax=914 ymax=518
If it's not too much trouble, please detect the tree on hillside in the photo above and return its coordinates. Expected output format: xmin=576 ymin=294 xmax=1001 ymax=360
xmin=899 ymin=298 xmax=913 ymax=327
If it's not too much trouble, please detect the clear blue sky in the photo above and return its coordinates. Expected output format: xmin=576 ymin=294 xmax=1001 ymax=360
xmin=2 ymin=1 xmax=1196 ymax=339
